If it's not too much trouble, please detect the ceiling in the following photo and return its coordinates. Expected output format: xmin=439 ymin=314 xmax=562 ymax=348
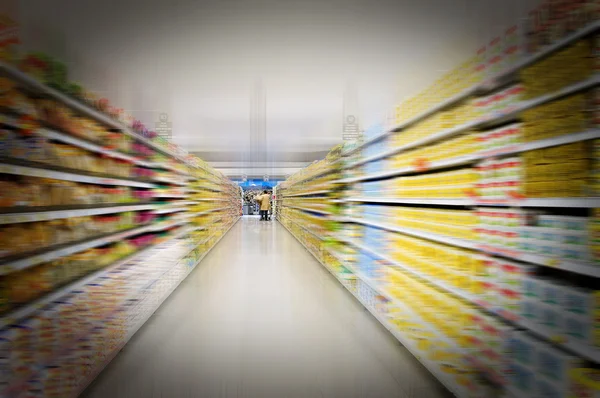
xmin=14 ymin=0 xmax=540 ymax=176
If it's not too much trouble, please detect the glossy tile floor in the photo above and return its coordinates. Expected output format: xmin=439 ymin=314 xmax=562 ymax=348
xmin=83 ymin=216 xmax=451 ymax=398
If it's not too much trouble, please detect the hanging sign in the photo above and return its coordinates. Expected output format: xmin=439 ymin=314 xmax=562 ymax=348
xmin=155 ymin=113 xmax=172 ymax=140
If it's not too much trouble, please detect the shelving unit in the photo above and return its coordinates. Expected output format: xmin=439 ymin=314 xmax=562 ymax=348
xmin=277 ymin=11 xmax=600 ymax=398
xmin=0 ymin=57 xmax=243 ymax=397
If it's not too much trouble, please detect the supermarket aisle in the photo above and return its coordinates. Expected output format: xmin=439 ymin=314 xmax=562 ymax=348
xmin=83 ymin=217 xmax=450 ymax=398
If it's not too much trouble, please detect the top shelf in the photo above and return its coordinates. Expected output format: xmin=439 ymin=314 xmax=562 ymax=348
xmin=343 ymin=73 xmax=599 ymax=170
xmin=0 ymin=62 xmax=194 ymax=168
xmin=279 ymin=158 xmax=343 ymax=188
xmin=342 ymin=20 xmax=600 ymax=157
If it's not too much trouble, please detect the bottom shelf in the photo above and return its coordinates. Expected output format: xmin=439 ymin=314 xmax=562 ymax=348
xmin=277 ymin=219 xmax=480 ymax=398
xmin=3 ymin=217 xmax=240 ymax=398
xmin=72 ymin=217 xmax=240 ymax=397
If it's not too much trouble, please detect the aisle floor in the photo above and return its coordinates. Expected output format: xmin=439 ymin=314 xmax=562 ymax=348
xmin=83 ymin=217 xmax=451 ymax=398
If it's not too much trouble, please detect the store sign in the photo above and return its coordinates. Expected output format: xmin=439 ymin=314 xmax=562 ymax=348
xmin=263 ymin=175 xmax=269 ymax=182
xmin=343 ymin=114 xmax=360 ymax=141
xmin=155 ymin=113 xmax=172 ymax=139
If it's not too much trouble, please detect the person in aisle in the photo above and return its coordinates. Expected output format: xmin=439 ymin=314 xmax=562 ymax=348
xmin=255 ymin=190 xmax=271 ymax=221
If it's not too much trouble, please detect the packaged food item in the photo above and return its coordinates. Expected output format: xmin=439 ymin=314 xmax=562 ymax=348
xmin=508 ymin=362 xmax=536 ymax=395
xmin=570 ymin=368 xmax=600 ymax=397
xmin=536 ymin=344 xmax=583 ymax=393
xmin=508 ymin=331 xmax=539 ymax=367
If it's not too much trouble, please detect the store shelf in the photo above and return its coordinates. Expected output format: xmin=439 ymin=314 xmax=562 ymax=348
xmin=347 ymin=216 xmax=600 ymax=278
xmin=0 ymin=219 xmax=188 ymax=276
xmin=0 ymin=61 xmax=195 ymax=167
xmin=481 ymin=19 xmax=600 ymax=92
xmin=279 ymin=220 xmax=467 ymax=397
xmin=342 ymin=237 xmax=600 ymax=363
xmin=347 ymin=197 xmax=474 ymax=206
xmin=275 ymin=19 xmax=600 ymax=398
xmin=476 ymin=243 xmax=600 ymax=278
xmin=0 ymin=238 xmax=167 ymax=329
xmin=152 ymin=206 xmax=189 ymax=215
xmin=341 ymin=128 xmax=600 ymax=183
xmin=192 ymin=208 xmax=225 ymax=216
xmin=330 ymin=216 xmax=353 ymax=223
xmin=193 ymin=186 xmax=223 ymax=192
xmin=349 ymin=238 xmax=475 ymax=300
xmin=475 ymin=197 xmax=600 ymax=208
xmin=69 ymin=217 xmax=240 ymax=398
xmin=340 ymin=155 xmax=477 ymax=183
xmin=2 ymin=226 xmax=200 ymax=397
xmin=0 ymin=159 xmax=157 ymax=188
xmin=348 ymin=118 xmax=482 ymax=168
xmin=341 ymin=21 xmax=600 ymax=159
xmin=36 ymin=128 xmax=153 ymax=167
xmin=190 ymin=197 xmax=227 ymax=202
xmin=279 ymin=160 xmax=342 ymax=187
xmin=172 ymin=201 xmax=196 ymax=206
xmin=347 ymin=196 xmax=600 ymax=209
xmin=349 ymin=217 xmax=477 ymax=250
xmin=153 ymin=192 xmax=187 ymax=198
xmin=477 ymin=128 xmax=600 ymax=161
xmin=286 ymin=205 xmax=332 ymax=216
xmin=149 ymin=162 xmax=194 ymax=177
xmin=0 ymin=203 xmax=158 ymax=224
xmin=278 ymin=216 xmax=326 ymax=241
xmin=153 ymin=176 xmax=188 ymax=186
xmin=345 ymin=74 xmax=600 ymax=169
xmin=282 ymin=189 xmax=331 ymax=197
xmin=478 ymin=73 xmax=600 ymax=130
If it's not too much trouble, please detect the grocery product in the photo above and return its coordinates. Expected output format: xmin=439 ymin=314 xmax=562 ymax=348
xmin=278 ymin=4 xmax=600 ymax=397
xmin=0 ymin=44 xmax=243 ymax=397
xmin=522 ymin=35 xmax=597 ymax=98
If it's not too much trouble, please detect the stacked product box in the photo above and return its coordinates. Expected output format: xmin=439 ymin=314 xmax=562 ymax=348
xmin=476 ymin=157 xmax=523 ymax=201
xmin=484 ymin=257 xmax=535 ymax=319
xmin=474 ymin=84 xmax=525 ymax=117
xmin=390 ymin=132 xmax=480 ymax=170
xmin=394 ymin=55 xmax=483 ymax=126
xmin=388 ymin=233 xmax=478 ymax=295
xmin=393 ymin=101 xmax=476 ymax=149
xmin=476 ymin=208 xmax=527 ymax=250
xmin=362 ymin=225 xmax=390 ymax=254
xmin=484 ymin=23 xmax=526 ymax=78
xmin=361 ymin=204 xmax=392 ymax=223
xmin=519 ymin=214 xmax=591 ymax=262
xmin=390 ymin=206 xmax=478 ymax=241
xmin=478 ymin=123 xmax=523 ymax=154
xmin=362 ymin=124 xmax=387 ymax=159
xmin=359 ymin=181 xmax=388 ymax=197
xmin=522 ymin=141 xmax=596 ymax=198
xmin=363 ymin=159 xmax=387 ymax=175
xmin=525 ymin=0 xmax=598 ymax=54
xmin=394 ymin=168 xmax=479 ymax=199
xmin=521 ymin=276 xmax=600 ymax=352
xmin=522 ymin=91 xmax=598 ymax=142
xmin=469 ymin=311 xmax=514 ymax=385
xmin=386 ymin=268 xmax=482 ymax=390
xmin=522 ymin=35 xmax=597 ymax=98
xmin=569 ymin=368 xmax=600 ymax=396
xmin=508 ymin=331 xmax=583 ymax=397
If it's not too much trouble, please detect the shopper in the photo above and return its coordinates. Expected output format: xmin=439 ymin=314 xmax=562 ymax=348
xmin=255 ymin=190 xmax=271 ymax=221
